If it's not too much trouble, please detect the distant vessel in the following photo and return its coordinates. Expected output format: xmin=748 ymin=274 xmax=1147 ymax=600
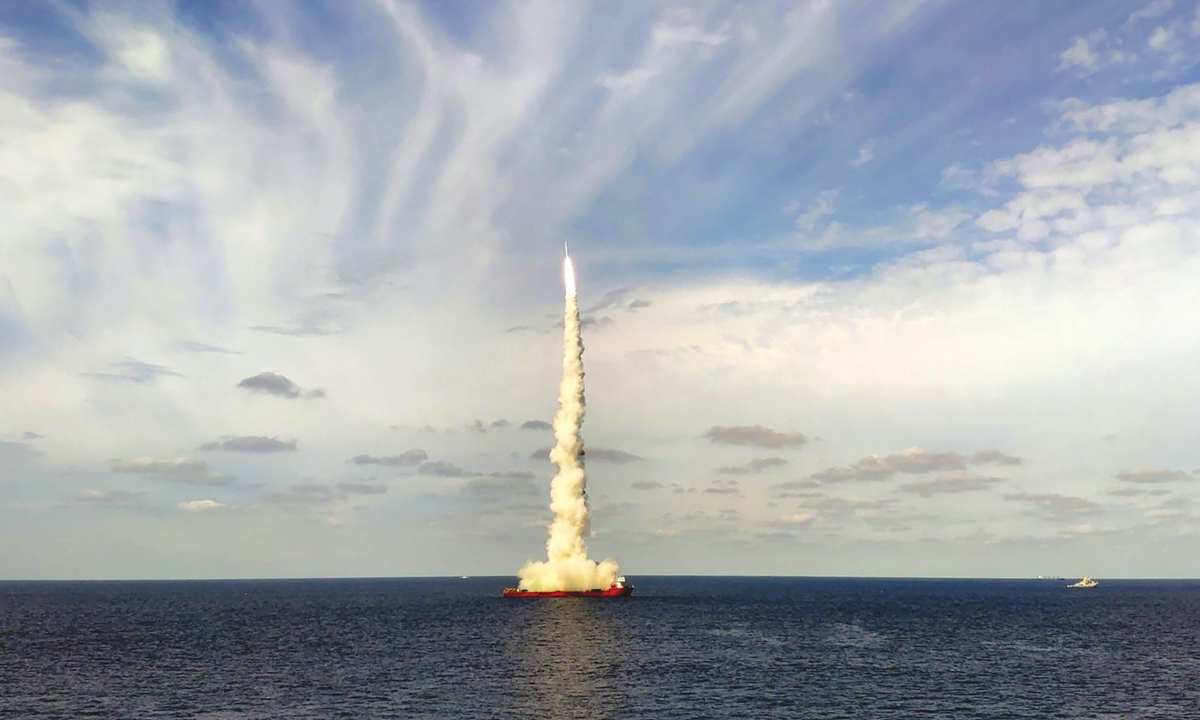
xmin=503 ymin=576 xmax=633 ymax=598
xmin=1068 ymin=576 xmax=1098 ymax=588
xmin=1036 ymin=575 xmax=1063 ymax=580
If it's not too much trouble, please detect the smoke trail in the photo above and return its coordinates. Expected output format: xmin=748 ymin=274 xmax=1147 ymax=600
xmin=516 ymin=254 xmax=620 ymax=592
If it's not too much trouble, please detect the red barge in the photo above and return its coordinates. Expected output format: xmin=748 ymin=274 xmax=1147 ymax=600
xmin=503 ymin=576 xmax=633 ymax=598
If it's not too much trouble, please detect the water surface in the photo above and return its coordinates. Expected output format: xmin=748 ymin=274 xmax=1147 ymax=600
xmin=2 ymin=577 xmax=1197 ymax=718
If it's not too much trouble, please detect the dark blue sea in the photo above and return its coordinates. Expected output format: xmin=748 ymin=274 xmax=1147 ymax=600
xmin=2 ymin=577 xmax=1198 ymax=719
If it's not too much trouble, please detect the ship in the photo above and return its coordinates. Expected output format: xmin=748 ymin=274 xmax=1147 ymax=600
xmin=1068 ymin=576 xmax=1098 ymax=588
xmin=503 ymin=576 xmax=633 ymax=598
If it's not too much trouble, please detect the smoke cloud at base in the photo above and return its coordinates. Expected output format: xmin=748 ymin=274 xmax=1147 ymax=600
xmin=516 ymin=255 xmax=621 ymax=592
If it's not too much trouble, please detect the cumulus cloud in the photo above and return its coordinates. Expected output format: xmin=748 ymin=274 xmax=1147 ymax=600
xmin=199 ymin=436 xmax=297 ymax=453
xmin=703 ymin=425 xmax=808 ymax=448
xmin=351 ymin=449 xmax=428 ymax=466
xmin=1003 ymin=492 xmax=1104 ymax=520
xmin=970 ymin=450 xmax=1023 ymax=466
xmin=851 ymin=141 xmax=874 ymax=166
xmin=490 ymin=419 xmax=511 ymax=428
xmin=717 ymin=457 xmax=787 ymax=475
xmin=521 ymin=420 xmax=552 ymax=430
xmin=812 ymin=448 xmax=967 ymax=483
xmin=900 ymin=471 xmax=1003 ymax=498
xmin=177 ymin=499 xmax=228 ymax=512
xmin=261 ymin=480 xmax=387 ymax=506
xmin=1116 ymin=468 xmax=1192 ymax=484
xmin=111 ymin=457 xmax=233 ymax=486
xmin=631 ymin=480 xmax=663 ymax=490
xmin=76 ymin=489 xmax=142 ymax=505
xmin=21 ymin=431 xmax=42 ymax=440
xmin=1058 ymin=33 xmax=1103 ymax=71
xmin=463 ymin=472 xmax=540 ymax=500
xmin=418 ymin=461 xmax=480 ymax=478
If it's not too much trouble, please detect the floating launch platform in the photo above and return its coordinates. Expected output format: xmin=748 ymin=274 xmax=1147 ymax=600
xmin=503 ymin=576 xmax=633 ymax=598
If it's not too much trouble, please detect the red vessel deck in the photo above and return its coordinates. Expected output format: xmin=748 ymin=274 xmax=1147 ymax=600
xmin=502 ymin=585 xmax=633 ymax=598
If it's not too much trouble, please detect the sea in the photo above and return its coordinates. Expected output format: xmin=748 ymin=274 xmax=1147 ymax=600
xmin=2 ymin=577 xmax=1198 ymax=719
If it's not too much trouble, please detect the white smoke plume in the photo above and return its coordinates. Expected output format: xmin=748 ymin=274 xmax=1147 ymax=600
xmin=516 ymin=254 xmax=621 ymax=591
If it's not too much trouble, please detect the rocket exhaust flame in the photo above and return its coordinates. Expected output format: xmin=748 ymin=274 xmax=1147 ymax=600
xmin=515 ymin=250 xmax=620 ymax=592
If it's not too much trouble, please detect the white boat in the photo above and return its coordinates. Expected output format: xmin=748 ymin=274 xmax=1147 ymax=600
xmin=1068 ymin=576 xmax=1097 ymax=588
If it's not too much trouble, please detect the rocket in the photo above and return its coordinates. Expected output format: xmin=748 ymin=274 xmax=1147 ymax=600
xmin=564 ymin=242 xmax=569 ymax=258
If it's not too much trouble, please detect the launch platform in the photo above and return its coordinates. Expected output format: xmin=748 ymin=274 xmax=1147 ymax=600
xmin=503 ymin=576 xmax=633 ymax=598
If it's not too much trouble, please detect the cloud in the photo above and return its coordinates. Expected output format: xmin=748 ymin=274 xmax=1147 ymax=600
xmin=717 ymin=456 xmax=787 ymax=475
xmin=1147 ymin=26 xmax=1175 ymax=52
xmin=262 ymin=483 xmax=340 ymax=505
xmin=1124 ymin=1 xmax=1173 ymax=28
xmin=261 ymin=479 xmax=388 ymax=506
xmin=970 ymin=450 xmax=1023 ymax=466
xmin=490 ymin=419 xmax=511 ymax=428
xmin=75 ymin=490 xmax=145 ymax=508
xmin=178 ymin=341 xmax=239 ymax=354
xmin=584 ymin=288 xmax=634 ymax=314
xmin=111 ymin=457 xmax=234 ymax=486
xmin=351 ymin=449 xmax=428 ymax=466
xmin=418 ymin=461 xmax=480 ymax=478
xmin=177 ymin=499 xmax=228 ymax=512
xmin=771 ymin=478 xmax=821 ymax=492
xmin=703 ymin=425 xmax=808 ymax=448
xmin=1115 ymin=468 xmax=1192 ymax=484
xmin=462 ymin=472 xmax=541 ymax=500
xmin=249 ymin=325 xmax=338 ymax=337
xmin=21 ymin=431 xmax=42 ymax=440
xmin=812 ymin=448 xmax=967 ymax=483
xmin=899 ymin=471 xmax=1003 ymax=498
xmin=1003 ymin=492 xmax=1104 ymax=519
xmin=83 ymin=359 xmax=183 ymax=384
xmin=631 ymin=480 xmax=663 ymax=490
xmin=585 ymin=447 xmax=643 ymax=464
xmin=199 ymin=436 xmax=297 ymax=453
xmin=776 ymin=512 xmax=815 ymax=524
xmin=521 ymin=420 xmax=552 ymax=430
xmin=794 ymin=495 xmax=897 ymax=518
xmin=527 ymin=446 xmax=642 ymax=463
xmin=237 ymin=371 xmax=304 ymax=399
xmin=335 ymin=480 xmax=387 ymax=495
xmin=1058 ymin=34 xmax=1102 ymax=72
xmin=851 ymin=141 xmax=874 ymax=166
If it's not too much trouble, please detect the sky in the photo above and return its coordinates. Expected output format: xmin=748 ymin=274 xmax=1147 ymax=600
xmin=2 ymin=0 xmax=1200 ymax=580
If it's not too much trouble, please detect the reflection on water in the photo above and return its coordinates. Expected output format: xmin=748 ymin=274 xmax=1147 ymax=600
xmin=508 ymin=599 xmax=624 ymax=717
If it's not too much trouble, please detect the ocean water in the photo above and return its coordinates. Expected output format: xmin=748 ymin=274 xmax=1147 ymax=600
xmin=2 ymin=577 xmax=1198 ymax=719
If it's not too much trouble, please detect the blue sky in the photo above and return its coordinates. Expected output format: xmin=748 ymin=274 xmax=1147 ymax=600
xmin=2 ymin=0 xmax=1200 ymax=579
